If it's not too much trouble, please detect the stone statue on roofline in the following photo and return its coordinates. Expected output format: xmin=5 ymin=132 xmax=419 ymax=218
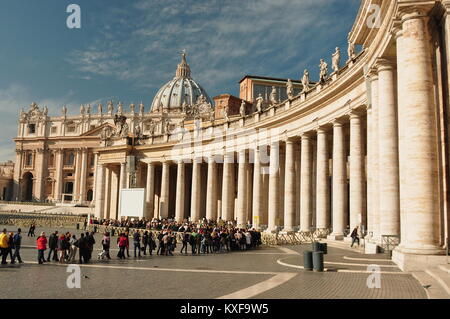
xmin=348 ymin=41 xmax=356 ymax=61
xmin=80 ymin=105 xmax=85 ymax=115
xmin=62 ymin=106 xmax=67 ymax=116
xmin=332 ymin=47 xmax=341 ymax=73
xmin=255 ymin=94 xmax=264 ymax=113
xmin=98 ymin=103 xmax=103 ymax=114
xmin=270 ymin=86 xmax=277 ymax=105
xmin=223 ymin=105 xmax=230 ymax=122
xmin=43 ymin=106 xmax=48 ymax=116
xmin=139 ymin=102 xmax=145 ymax=115
xmin=107 ymin=101 xmax=114 ymax=115
xmin=240 ymin=100 xmax=246 ymax=118
xmin=117 ymin=102 xmax=123 ymax=115
xmin=286 ymin=79 xmax=294 ymax=99
xmin=319 ymin=59 xmax=328 ymax=83
xmin=301 ymin=69 xmax=310 ymax=93
xmin=87 ymin=104 xmax=91 ymax=114
xmin=130 ymin=103 xmax=135 ymax=114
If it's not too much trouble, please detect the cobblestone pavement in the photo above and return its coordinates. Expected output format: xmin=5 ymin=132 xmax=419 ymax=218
xmin=0 ymin=225 xmax=427 ymax=299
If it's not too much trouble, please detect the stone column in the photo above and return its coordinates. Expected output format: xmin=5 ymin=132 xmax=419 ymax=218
xmin=145 ymin=162 xmax=155 ymax=219
xmin=13 ymin=150 xmax=23 ymax=201
xmin=206 ymin=155 xmax=218 ymax=221
xmin=283 ymin=140 xmax=296 ymax=233
xmin=92 ymin=153 xmax=98 ymax=202
xmin=300 ymin=134 xmax=312 ymax=233
xmin=252 ymin=148 xmax=263 ymax=230
xmin=175 ymin=160 xmax=185 ymax=222
xmin=328 ymin=120 xmax=346 ymax=240
xmin=377 ymin=59 xmax=400 ymax=237
xmin=94 ymin=163 xmax=105 ymax=219
xmin=316 ymin=127 xmax=330 ymax=233
xmin=369 ymin=72 xmax=381 ymax=240
xmin=222 ymin=153 xmax=235 ymax=222
xmin=79 ymin=148 xmax=88 ymax=204
xmin=236 ymin=150 xmax=247 ymax=227
xmin=267 ymin=142 xmax=280 ymax=232
xmin=103 ymin=167 xmax=112 ymax=219
xmin=34 ymin=148 xmax=46 ymax=201
xmin=73 ymin=149 xmax=82 ymax=203
xmin=119 ymin=162 xmax=127 ymax=190
xmin=54 ymin=149 xmax=64 ymax=203
xmin=191 ymin=158 xmax=202 ymax=223
xmin=395 ymin=9 xmax=443 ymax=255
xmin=160 ymin=161 xmax=170 ymax=219
xmin=349 ymin=111 xmax=365 ymax=232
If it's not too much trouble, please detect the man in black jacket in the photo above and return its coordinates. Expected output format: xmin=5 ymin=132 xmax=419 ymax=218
xmin=12 ymin=228 xmax=23 ymax=263
xmin=350 ymin=226 xmax=360 ymax=248
xmin=47 ymin=231 xmax=59 ymax=262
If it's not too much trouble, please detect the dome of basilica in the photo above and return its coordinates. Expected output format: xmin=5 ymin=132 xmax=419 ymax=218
xmin=150 ymin=52 xmax=213 ymax=113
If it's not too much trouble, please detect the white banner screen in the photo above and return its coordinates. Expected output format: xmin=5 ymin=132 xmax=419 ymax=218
xmin=119 ymin=188 xmax=145 ymax=218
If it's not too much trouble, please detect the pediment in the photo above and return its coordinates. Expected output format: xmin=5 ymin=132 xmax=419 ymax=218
xmin=80 ymin=123 xmax=115 ymax=137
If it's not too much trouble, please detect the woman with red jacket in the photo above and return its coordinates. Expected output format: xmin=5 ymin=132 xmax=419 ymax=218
xmin=37 ymin=232 xmax=47 ymax=264
xmin=117 ymin=233 xmax=127 ymax=259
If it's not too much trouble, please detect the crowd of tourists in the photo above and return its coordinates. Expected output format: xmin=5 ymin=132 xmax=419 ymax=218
xmin=0 ymin=219 xmax=262 ymax=265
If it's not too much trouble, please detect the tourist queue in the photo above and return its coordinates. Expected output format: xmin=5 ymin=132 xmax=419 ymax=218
xmin=0 ymin=219 xmax=262 ymax=265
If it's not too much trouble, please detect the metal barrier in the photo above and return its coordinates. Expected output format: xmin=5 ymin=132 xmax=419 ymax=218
xmin=381 ymin=235 xmax=400 ymax=257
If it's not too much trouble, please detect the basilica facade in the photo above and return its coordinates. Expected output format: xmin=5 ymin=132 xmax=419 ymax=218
xmin=10 ymin=0 xmax=450 ymax=270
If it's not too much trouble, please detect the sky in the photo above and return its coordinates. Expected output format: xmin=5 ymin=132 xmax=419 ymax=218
xmin=0 ymin=0 xmax=361 ymax=162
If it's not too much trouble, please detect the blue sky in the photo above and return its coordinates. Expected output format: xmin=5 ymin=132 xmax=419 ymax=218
xmin=0 ymin=0 xmax=361 ymax=162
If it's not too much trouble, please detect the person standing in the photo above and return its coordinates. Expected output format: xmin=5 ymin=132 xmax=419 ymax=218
xmin=7 ymin=232 xmax=15 ymax=264
xmin=133 ymin=231 xmax=141 ymax=258
xmin=0 ymin=229 xmax=9 ymax=265
xmin=57 ymin=233 xmax=67 ymax=263
xmin=102 ymin=232 xmax=111 ymax=260
xmin=68 ymin=234 xmax=78 ymax=262
xmin=180 ymin=231 xmax=189 ymax=254
xmin=350 ymin=226 xmax=360 ymax=248
xmin=78 ymin=233 xmax=87 ymax=264
xmin=124 ymin=230 xmax=130 ymax=258
xmin=142 ymin=231 xmax=149 ymax=255
xmin=36 ymin=232 xmax=47 ymax=264
xmin=117 ymin=233 xmax=127 ymax=259
xmin=27 ymin=223 xmax=35 ymax=237
xmin=13 ymin=228 xmax=23 ymax=263
xmin=47 ymin=231 xmax=59 ymax=262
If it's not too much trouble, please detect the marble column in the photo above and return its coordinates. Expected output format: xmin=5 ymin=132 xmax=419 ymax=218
xmin=73 ymin=149 xmax=82 ymax=202
xmin=267 ymin=142 xmax=280 ymax=232
xmin=300 ymin=135 xmax=312 ymax=232
xmin=283 ymin=140 xmax=296 ymax=232
xmin=396 ymin=9 xmax=443 ymax=254
xmin=377 ymin=59 xmax=400 ymax=237
xmin=206 ymin=155 xmax=218 ymax=221
xmin=54 ymin=149 xmax=64 ymax=202
xmin=145 ymin=162 xmax=155 ymax=219
xmin=79 ymin=148 xmax=88 ymax=203
xmin=316 ymin=127 xmax=330 ymax=232
xmin=103 ymin=167 xmax=112 ymax=219
xmin=236 ymin=150 xmax=247 ymax=227
xmin=94 ymin=163 xmax=105 ymax=219
xmin=34 ymin=148 xmax=46 ymax=201
xmin=175 ymin=160 xmax=186 ymax=222
xmin=92 ymin=153 xmax=98 ymax=202
xmin=222 ymin=153 xmax=235 ymax=222
xmin=160 ymin=161 xmax=170 ymax=219
xmin=119 ymin=162 xmax=127 ymax=190
xmin=329 ymin=120 xmax=346 ymax=240
xmin=190 ymin=158 xmax=202 ymax=223
xmin=369 ymin=72 xmax=381 ymax=240
xmin=252 ymin=148 xmax=263 ymax=230
xmin=349 ymin=112 xmax=365 ymax=232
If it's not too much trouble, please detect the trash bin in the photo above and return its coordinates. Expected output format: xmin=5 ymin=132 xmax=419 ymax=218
xmin=312 ymin=242 xmax=322 ymax=252
xmin=303 ymin=251 xmax=313 ymax=271
xmin=320 ymin=243 xmax=328 ymax=255
xmin=313 ymin=251 xmax=324 ymax=272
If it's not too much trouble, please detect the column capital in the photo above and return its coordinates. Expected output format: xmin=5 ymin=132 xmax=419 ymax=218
xmin=348 ymin=110 xmax=363 ymax=120
xmin=332 ymin=118 xmax=345 ymax=127
xmin=300 ymin=132 xmax=312 ymax=140
xmin=316 ymin=126 xmax=328 ymax=135
xmin=397 ymin=4 xmax=433 ymax=23
xmin=376 ymin=58 xmax=396 ymax=72
xmin=366 ymin=67 xmax=379 ymax=81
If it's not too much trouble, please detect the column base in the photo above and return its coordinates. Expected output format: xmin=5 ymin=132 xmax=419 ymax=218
xmin=392 ymin=246 xmax=447 ymax=272
xmin=327 ymin=234 xmax=344 ymax=241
